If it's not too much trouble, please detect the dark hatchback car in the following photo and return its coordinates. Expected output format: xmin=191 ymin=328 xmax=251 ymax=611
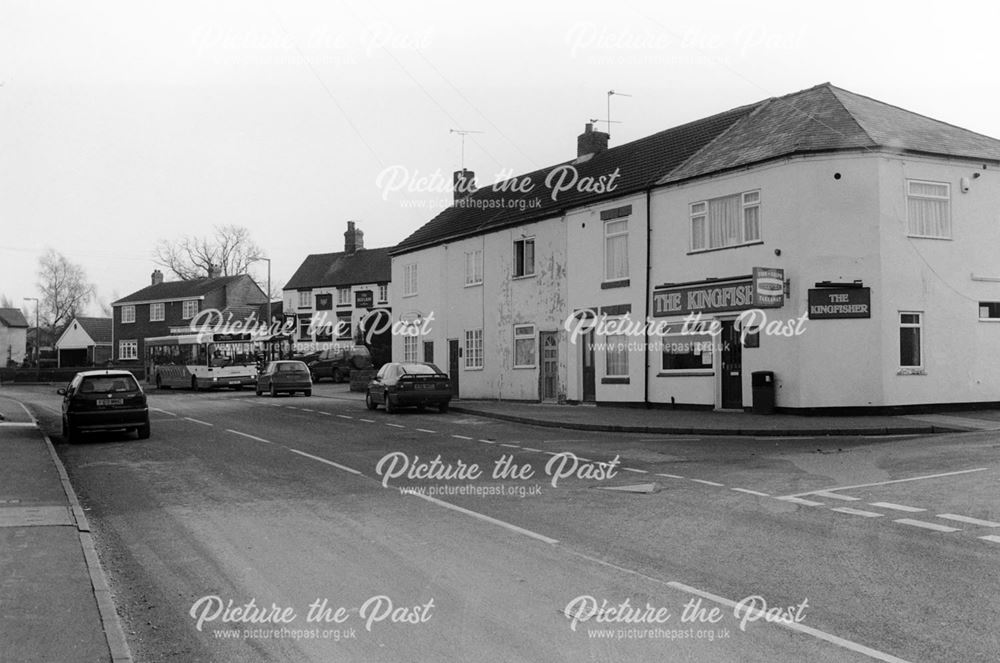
xmin=365 ymin=362 xmax=451 ymax=413
xmin=256 ymin=360 xmax=313 ymax=397
xmin=59 ymin=370 xmax=150 ymax=442
xmin=308 ymin=346 xmax=373 ymax=383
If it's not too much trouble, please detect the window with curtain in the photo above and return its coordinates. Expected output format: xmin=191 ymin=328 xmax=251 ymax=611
xmin=403 ymin=335 xmax=418 ymax=362
xmin=604 ymin=219 xmax=629 ymax=281
xmin=465 ymin=329 xmax=483 ymax=369
xmin=605 ymin=333 xmax=628 ymax=377
xmin=899 ymin=312 xmax=923 ymax=367
xmin=513 ymin=324 xmax=536 ymax=368
xmin=690 ymin=190 xmax=761 ymax=251
xmin=907 ymin=180 xmax=950 ymax=238
xmin=403 ymin=264 xmax=418 ymax=296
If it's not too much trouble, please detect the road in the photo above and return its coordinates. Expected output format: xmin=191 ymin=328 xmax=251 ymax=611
xmin=8 ymin=383 xmax=1000 ymax=662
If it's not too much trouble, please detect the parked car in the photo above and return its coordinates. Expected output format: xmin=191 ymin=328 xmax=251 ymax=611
xmin=58 ymin=370 xmax=150 ymax=442
xmin=365 ymin=362 xmax=451 ymax=413
xmin=308 ymin=346 xmax=373 ymax=383
xmin=256 ymin=360 xmax=313 ymax=397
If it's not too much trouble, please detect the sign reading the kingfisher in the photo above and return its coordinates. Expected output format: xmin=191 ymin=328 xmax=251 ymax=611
xmin=653 ymin=268 xmax=785 ymax=317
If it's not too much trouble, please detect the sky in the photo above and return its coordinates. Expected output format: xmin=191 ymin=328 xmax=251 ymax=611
xmin=3 ymin=0 xmax=1000 ymax=316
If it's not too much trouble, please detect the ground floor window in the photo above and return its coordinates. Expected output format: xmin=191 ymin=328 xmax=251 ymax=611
xmin=513 ymin=324 xmax=536 ymax=368
xmin=979 ymin=302 xmax=1000 ymax=320
xmin=337 ymin=313 xmax=352 ymax=341
xmin=605 ymin=333 xmax=628 ymax=377
xmin=899 ymin=312 xmax=922 ymax=368
xmin=298 ymin=315 xmax=311 ymax=341
xmin=661 ymin=327 xmax=715 ymax=371
xmin=119 ymin=339 xmax=137 ymax=361
xmin=403 ymin=335 xmax=418 ymax=362
xmin=465 ymin=329 xmax=483 ymax=369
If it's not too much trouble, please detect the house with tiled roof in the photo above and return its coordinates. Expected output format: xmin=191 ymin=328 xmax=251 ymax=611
xmin=391 ymin=83 xmax=1000 ymax=412
xmin=0 ymin=308 xmax=29 ymax=366
xmin=283 ymin=221 xmax=391 ymax=356
xmin=55 ymin=317 xmax=113 ymax=367
xmin=111 ymin=269 xmax=267 ymax=365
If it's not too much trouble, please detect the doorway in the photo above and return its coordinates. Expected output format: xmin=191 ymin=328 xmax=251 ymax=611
xmin=581 ymin=330 xmax=595 ymax=402
xmin=447 ymin=339 xmax=460 ymax=397
xmin=720 ymin=320 xmax=743 ymax=409
xmin=539 ymin=332 xmax=558 ymax=401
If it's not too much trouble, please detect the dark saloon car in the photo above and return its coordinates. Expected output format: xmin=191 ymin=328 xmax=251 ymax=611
xmin=256 ymin=360 xmax=313 ymax=397
xmin=59 ymin=370 xmax=150 ymax=442
xmin=365 ymin=362 xmax=451 ymax=413
xmin=308 ymin=345 xmax=373 ymax=383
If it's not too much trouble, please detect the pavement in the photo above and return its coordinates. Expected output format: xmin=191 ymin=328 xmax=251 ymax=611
xmin=0 ymin=395 xmax=130 ymax=663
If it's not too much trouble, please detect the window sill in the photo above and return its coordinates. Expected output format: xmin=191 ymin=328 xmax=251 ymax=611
xmin=896 ymin=368 xmax=927 ymax=376
xmin=687 ymin=240 xmax=764 ymax=256
xmin=906 ymin=234 xmax=952 ymax=241
xmin=601 ymin=279 xmax=630 ymax=290
xmin=656 ymin=370 xmax=714 ymax=377
xmin=513 ymin=365 xmax=536 ymax=370
xmin=401 ymin=293 xmax=417 ymax=298
xmin=512 ymin=273 xmax=536 ymax=281
xmin=337 ymin=303 xmax=351 ymax=308
xmin=464 ymin=366 xmax=484 ymax=371
xmin=465 ymin=282 xmax=483 ymax=288
xmin=601 ymin=376 xmax=630 ymax=384
xmin=977 ymin=318 xmax=1000 ymax=323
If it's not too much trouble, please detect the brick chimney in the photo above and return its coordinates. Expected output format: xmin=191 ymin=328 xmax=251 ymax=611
xmin=577 ymin=123 xmax=609 ymax=157
xmin=151 ymin=269 xmax=163 ymax=285
xmin=453 ymin=169 xmax=476 ymax=203
xmin=344 ymin=221 xmax=364 ymax=253
xmin=207 ymin=264 xmax=219 ymax=279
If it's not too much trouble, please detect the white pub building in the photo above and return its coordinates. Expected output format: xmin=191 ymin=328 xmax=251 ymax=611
xmin=391 ymin=83 xmax=1000 ymax=413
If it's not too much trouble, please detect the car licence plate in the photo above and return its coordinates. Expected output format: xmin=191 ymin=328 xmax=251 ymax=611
xmin=416 ymin=384 xmax=434 ymax=390
xmin=228 ymin=380 xmax=240 ymax=385
xmin=97 ymin=398 xmax=123 ymax=406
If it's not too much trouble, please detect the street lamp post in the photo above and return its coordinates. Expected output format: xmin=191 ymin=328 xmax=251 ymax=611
xmin=23 ymin=297 xmax=39 ymax=379
xmin=249 ymin=256 xmax=272 ymax=358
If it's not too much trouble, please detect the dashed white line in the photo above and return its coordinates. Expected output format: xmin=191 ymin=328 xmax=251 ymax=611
xmin=359 ymin=419 xmax=375 ymax=423
xmin=894 ymin=518 xmax=960 ymax=533
xmin=869 ymin=502 xmax=925 ymax=513
xmin=451 ymin=434 xmax=473 ymax=440
xmin=319 ymin=412 xmax=332 ymax=416
xmin=151 ymin=407 xmax=177 ymax=416
xmin=386 ymin=423 xmax=405 ymax=428
xmin=980 ymin=535 xmax=1000 ymax=544
xmin=300 ymin=408 xmax=316 ymax=413
xmin=184 ymin=417 xmax=213 ymax=427
xmin=936 ymin=514 xmax=1000 ymax=528
xmin=830 ymin=507 xmax=883 ymax=518
xmin=336 ymin=415 xmax=353 ymax=420
xmin=785 ymin=468 xmax=989 ymax=497
xmin=731 ymin=488 xmax=769 ymax=496
xmin=288 ymin=448 xmax=363 ymax=476
xmin=479 ymin=439 xmax=497 ymax=444
xmin=623 ymin=468 xmax=648 ymax=474
xmin=777 ymin=496 xmax=825 ymax=506
xmin=689 ymin=479 xmax=724 ymax=487
xmin=521 ymin=447 xmax=543 ymax=453
xmin=500 ymin=443 xmax=521 ymax=448
xmin=285 ymin=406 xmax=300 ymax=410
xmin=656 ymin=473 xmax=685 ymax=479
xmin=416 ymin=428 xmax=437 ymax=433
xmin=406 ymin=492 xmax=557 ymax=545
xmin=226 ymin=429 xmax=274 ymax=445
xmin=813 ymin=491 xmax=861 ymax=502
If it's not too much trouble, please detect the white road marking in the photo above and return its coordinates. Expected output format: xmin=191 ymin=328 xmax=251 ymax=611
xmin=688 ymin=478 xmax=724 ymax=487
xmin=406 ymin=492 xmax=558 ymax=545
xmin=319 ymin=412 xmax=332 ymax=416
xmin=359 ymin=419 xmax=375 ymax=423
xmin=521 ymin=447 xmax=543 ymax=453
xmin=731 ymin=488 xmax=769 ymax=496
xmin=225 ymin=429 xmax=274 ymax=445
xmin=300 ymin=408 xmax=316 ymax=413
xmin=979 ymin=535 xmax=1000 ymax=544
xmin=286 ymin=406 xmax=299 ymax=410
xmin=480 ymin=439 xmax=497 ymax=444
xmin=784 ymin=468 xmax=989 ymax=498
xmin=151 ymin=407 xmax=177 ymax=416
xmin=753 ymin=436 xmax=814 ymax=440
xmin=416 ymin=428 xmax=437 ymax=433
xmin=656 ymin=473 xmax=685 ymax=479
xmin=288 ymin=449 xmax=363 ymax=476
xmin=813 ymin=491 xmax=861 ymax=501
xmin=664 ymin=581 xmax=913 ymax=663
xmin=0 ymin=422 xmax=36 ymax=428
xmin=451 ymin=434 xmax=472 ymax=440
xmin=183 ymin=417 xmax=213 ymax=427
xmin=777 ymin=496 xmax=825 ymax=506
xmin=500 ymin=443 xmax=521 ymax=448
xmin=623 ymin=468 xmax=648 ymax=474
xmin=869 ymin=502 xmax=925 ymax=513
xmin=936 ymin=514 xmax=1000 ymax=528
xmin=894 ymin=519 xmax=960 ymax=533
xmin=830 ymin=507 xmax=884 ymax=518
xmin=337 ymin=415 xmax=353 ymax=420
xmin=386 ymin=423 xmax=405 ymax=428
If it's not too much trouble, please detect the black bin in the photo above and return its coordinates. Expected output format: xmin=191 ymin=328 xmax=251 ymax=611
xmin=751 ymin=371 xmax=775 ymax=415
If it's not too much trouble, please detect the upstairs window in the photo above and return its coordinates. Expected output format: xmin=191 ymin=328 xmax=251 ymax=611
xmin=403 ymin=264 xmax=418 ymax=296
xmin=121 ymin=305 xmax=135 ymax=324
xmin=298 ymin=291 xmax=312 ymax=309
xmin=513 ymin=238 xmax=535 ymax=278
xmin=465 ymin=249 xmax=484 ymax=285
xmin=907 ymin=180 xmax=950 ymax=238
xmin=378 ymin=283 xmax=388 ymax=303
xmin=337 ymin=287 xmax=351 ymax=305
xmin=604 ymin=219 xmax=629 ymax=282
xmin=182 ymin=300 xmax=198 ymax=319
xmin=149 ymin=303 xmax=164 ymax=322
xmin=690 ymin=190 xmax=761 ymax=251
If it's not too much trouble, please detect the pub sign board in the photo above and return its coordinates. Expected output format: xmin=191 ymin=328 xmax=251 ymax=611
xmin=653 ymin=267 xmax=785 ymax=317
xmin=355 ymin=290 xmax=374 ymax=310
xmin=807 ymin=287 xmax=871 ymax=319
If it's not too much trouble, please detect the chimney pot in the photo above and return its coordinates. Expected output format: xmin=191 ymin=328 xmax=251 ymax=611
xmin=453 ymin=169 xmax=477 ymax=203
xmin=344 ymin=221 xmax=364 ymax=253
xmin=207 ymin=264 xmax=219 ymax=279
xmin=151 ymin=269 xmax=163 ymax=285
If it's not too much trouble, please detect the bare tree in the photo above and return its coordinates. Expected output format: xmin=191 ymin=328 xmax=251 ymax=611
xmin=153 ymin=225 xmax=263 ymax=280
xmin=0 ymin=294 xmax=13 ymax=308
xmin=36 ymin=249 xmax=95 ymax=332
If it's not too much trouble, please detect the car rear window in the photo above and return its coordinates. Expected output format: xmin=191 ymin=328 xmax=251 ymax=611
xmin=277 ymin=362 xmax=308 ymax=372
xmin=400 ymin=364 xmax=442 ymax=375
xmin=80 ymin=376 xmax=139 ymax=393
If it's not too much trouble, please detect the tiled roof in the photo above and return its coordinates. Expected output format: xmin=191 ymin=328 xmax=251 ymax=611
xmin=394 ymin=83 xmax=1000 ymax=254
xmin=284 ymin=247 xmax=391 ymax=290
xmin=661 ymin=83 xmax=1000 ymax=184
xmin=74 ymin=317 xmax=112 ymax=344
xmin=391 ymin=103 xmax=760 ymax=255
xmin=0 ymin=308 xmax=28 ymax=328
xmin=112 ymin=275 xmax=245 ymax=305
